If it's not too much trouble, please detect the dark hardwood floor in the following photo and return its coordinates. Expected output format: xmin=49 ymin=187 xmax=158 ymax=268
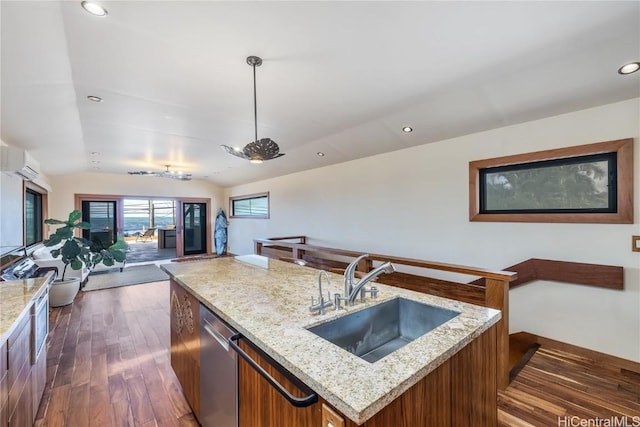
xmin=36 ymin=281 xmax=198 ymax=427
xmin=36 ymin=280 xmax=640 ymax=427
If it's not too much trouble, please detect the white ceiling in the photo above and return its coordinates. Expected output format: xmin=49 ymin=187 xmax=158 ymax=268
xmin=1 ymin=1 xmax=639 ymax=187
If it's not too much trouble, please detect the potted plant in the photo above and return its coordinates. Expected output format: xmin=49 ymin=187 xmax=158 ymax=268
xmin=43 ymin=209 xmax=127 ymax=306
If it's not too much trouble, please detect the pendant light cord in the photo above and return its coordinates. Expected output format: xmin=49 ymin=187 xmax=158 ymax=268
xmin=253 ymin=63 xmax=258 ymax=143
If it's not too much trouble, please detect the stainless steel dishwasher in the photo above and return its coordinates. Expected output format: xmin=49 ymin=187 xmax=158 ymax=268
xmin=200 ymin=305 xmax=238 ymax=427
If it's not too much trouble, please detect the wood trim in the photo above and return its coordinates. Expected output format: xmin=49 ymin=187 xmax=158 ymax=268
xmin=476 ymin=258 xmax=624 ymax=290
xmin=469 ymin=138 xmax=634 ymax=223
xmin=513 ymin=331 xmax=640 ymax=376
xmin=254 ymin=239 xmax=517 ymax=282
xmin=633 ymin=235 xmax=640 ymax=252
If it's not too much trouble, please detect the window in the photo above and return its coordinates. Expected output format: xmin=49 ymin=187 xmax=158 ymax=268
xmin=469 ymin=138 xmax=633 ymax=223
xmin=230 ymin=192 xmax=269 ymax=219
xmin=25 ymin=188 xmax=43 ymax=246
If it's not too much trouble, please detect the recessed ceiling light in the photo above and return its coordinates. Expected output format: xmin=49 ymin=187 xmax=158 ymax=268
xmin=81 ymin=1 xmax=108 ymax=17
xmin=317 ymin=152 xmax=325 ymax=157
xmin=402 ymin=126 xmax=413 ymax=133
xmin=87 ymin=95 xmax=103 ymax=103
xmin=618 ymin=62 xmax=640 ymax=75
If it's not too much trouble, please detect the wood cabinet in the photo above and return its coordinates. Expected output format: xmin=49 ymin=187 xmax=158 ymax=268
xmin=169 ymin=279 xmax=201 ymax=419
xmin=238 ymin=324 xmax=497 ymax=427
xmin=238 ymin=340 xmax=326 ymax=427
xmin=6 ymin=308 xmax=32 ymax=427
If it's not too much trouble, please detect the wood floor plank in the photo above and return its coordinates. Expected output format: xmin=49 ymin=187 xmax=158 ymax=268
xmin=90 ymin=384 xmax=114 ymax=427
xmin=67 ymin=383 xmax=90 ymax=427
xmin=111 ymin=398 xmax=135 ymax=427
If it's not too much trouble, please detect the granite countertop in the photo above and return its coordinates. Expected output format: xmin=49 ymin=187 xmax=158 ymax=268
xmin=162 ymin=255 xmax=500 ymax=424
xmin=0 ymin=274 xmax=52 ymax=343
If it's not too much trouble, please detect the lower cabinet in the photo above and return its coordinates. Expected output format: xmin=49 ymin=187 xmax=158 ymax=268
xmin=0 ymin=297 xmax=49 ymax=427
xmin=169 ymin=280 xmax=201 ymax=419
xmin=238 ymin=340 xmax=326 ymax=427
xmin=237 ymin=324 xmax=497 ymax=427
xmin=5 ymin=308 xmax=33 ymax=427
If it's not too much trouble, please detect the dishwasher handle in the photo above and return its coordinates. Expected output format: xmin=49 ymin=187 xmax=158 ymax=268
xmin=202 ymin=318 xmax=230 ymax=352
xmin=229 ymin=334 xmax=318 ymax=408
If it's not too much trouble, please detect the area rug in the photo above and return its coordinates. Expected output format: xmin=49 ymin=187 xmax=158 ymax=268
xmin=82 ymin=264 xmax=169 ymax=291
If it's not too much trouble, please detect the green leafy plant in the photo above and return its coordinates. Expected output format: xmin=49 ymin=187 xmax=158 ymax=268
xmin=43 ymin=210 xmax=128 ymax=280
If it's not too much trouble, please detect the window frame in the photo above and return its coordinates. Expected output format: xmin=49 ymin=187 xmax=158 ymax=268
xmin=469 ymin=138 xmax=633 ymax=223
xmin=24 ymin=183 xmax=46 ymax=247
xmin=229 ymin=192 xmax=270 ymax=219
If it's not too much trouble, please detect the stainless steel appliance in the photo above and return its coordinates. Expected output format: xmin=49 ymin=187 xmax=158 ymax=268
xmin=0 ymin=246 xmax=57 ymax=281
xmin=31 ymin=287 xmax=49 ymax=363
xmin=200 ymin=305 xmax=238 ymax=427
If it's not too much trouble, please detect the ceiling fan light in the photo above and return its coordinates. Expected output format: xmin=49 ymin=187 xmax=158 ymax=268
xmin=250 ymin=159 xmax=264 ymax=164
xmin=223 ymin=56 xmax=285 ymax=163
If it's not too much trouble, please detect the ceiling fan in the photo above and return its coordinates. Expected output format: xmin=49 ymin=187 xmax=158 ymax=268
xmin=128 ymin=165 xmax=192 ymax=181
xmin=221 ymin=56 xmax=285 ymax=164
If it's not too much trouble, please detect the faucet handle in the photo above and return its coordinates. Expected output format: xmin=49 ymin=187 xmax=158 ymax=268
xmin=360 ymin=285 xmax=379 ymax=302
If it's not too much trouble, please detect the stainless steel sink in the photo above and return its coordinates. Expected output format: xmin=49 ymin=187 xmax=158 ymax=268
xmin=307 ymin=297 xmax=459 ymax=363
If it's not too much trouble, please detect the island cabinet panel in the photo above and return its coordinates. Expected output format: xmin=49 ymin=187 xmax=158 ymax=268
xmin=238 ymin=340 xmax=330 ymax=427
xmin=451 ymin=324 xmax=497 ymax=426
xmin=170 ymin=280 xmax=201 ymax=419
xmin=364 ymin=360 xmax=451 ymax=427
xmin=238 ymin=324 xmax=498 ymax=427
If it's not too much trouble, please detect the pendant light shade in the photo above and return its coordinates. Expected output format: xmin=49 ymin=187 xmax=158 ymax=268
xmin=222 ymin=56 xmax=285 ymax=163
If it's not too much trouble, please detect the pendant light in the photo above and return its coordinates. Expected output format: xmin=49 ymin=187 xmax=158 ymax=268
xmin=221 ymin=56 xmax=285 ymax=163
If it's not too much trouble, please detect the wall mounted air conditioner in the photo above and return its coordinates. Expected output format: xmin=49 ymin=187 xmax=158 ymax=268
xmin=0 ymin=145 xmax=40 ymax=181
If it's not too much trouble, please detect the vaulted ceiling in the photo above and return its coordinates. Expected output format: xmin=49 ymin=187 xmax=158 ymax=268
xmin=1 ymin=1 xmax=638 ymax=187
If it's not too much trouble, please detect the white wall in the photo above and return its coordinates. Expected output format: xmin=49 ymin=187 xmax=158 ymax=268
xmin=47 ymin=171 xmax=224 ymax=243
xmin=225 ymin=98 xmax=640 ymax=362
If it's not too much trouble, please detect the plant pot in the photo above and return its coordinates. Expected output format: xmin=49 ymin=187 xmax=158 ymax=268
xmin=49 ymin=278 xmax=81 ymax=307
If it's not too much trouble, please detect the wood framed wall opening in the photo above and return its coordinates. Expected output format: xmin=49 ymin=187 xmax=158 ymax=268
xmin=469 ymin=138 xmax=634 ymax=223
xmin=75 ymin=194 xmax=212 ymax=259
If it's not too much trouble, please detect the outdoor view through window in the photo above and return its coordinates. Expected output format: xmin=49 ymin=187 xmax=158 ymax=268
xmin=123 ymin=199 xmax=176 ymax=236
xmin=480 ymin=153 xmax=616 ymax=213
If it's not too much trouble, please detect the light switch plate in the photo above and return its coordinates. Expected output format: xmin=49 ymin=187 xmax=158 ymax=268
xmin=633 ymin=236 xmax=640 ymax=252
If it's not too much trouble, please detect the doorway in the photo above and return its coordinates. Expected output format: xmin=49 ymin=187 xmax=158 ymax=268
xmin=182 ymin=201 xmax=207 ymax=256
xmin=122 ymin=199 xmax=178 ymax=263
xmin=75 ymin=194 xmax=212 ymax=263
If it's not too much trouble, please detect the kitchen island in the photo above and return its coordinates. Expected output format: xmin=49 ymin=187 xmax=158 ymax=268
xmin=162 ymin=255 xmax=501 ymax=426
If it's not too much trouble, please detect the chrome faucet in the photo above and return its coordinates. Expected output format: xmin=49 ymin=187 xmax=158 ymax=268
xmin=336 ymin=254 xmax=396 ymax=308
xmin=309 ymin=270 xmax=333 ymax=315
